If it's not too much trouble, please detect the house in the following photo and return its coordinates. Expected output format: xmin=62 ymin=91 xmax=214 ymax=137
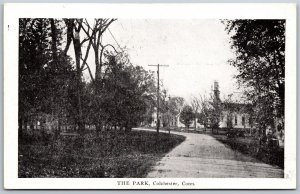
xmin=150 ymin=109 xmax=204 ymax=129
xmin=150 ymin=81 xmax=254 ymax=130
xmin=150 ymin=110 xmax=185 ymax=128
xmin=172 ymin=112 xmax=186 ymax=128
xmin=212 ymin=81 xmax=253 ymax=130
xmin=213 ymin=80 xmax=284 ymax=147
xmin=150 ymin=111 xmax=163 ymax=128
xmin=219 ymin=103 xmax=253 ymax=129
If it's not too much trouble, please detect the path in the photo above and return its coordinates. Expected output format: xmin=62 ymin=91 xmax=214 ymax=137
xmin=137 ymin=128 xmax=284 ymax=178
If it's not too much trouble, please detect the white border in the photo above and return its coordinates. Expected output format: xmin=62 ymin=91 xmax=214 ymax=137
xmin=4 ymin=3 xmax=297 ymax=189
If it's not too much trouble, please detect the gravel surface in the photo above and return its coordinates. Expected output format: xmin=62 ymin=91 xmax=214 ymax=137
xmin=136 ymin=128 xmax=284 ymax=178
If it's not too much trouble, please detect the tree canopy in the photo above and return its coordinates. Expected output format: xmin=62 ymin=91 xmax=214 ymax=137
xmin=180 ymin=105 xmax=194 ymax=128
xmin=224 ymin=20 xmax=285 ymax=131
xmin=19 ymin=19 xmax=76 ymax=134
xmin=19 ymin=18 xmax=158 ymax=136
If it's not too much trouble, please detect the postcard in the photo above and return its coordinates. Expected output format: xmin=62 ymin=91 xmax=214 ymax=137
xmin=3 ymin=3 xmax=296 ymax=189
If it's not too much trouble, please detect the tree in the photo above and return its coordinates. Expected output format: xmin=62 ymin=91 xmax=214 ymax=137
xmin=196 ymin=94 xmax=221 ymax=130
xmin=80 ymin=19 xmax=117 ymax=86
xmin=72 ymin=19 xmax=117 ymax=131
xmin=222 ymin=96 xmax=235 ymax=129
xmin=62 ymin=19 xmax=98 ymax=134
xmin=131 ymin=65 xmax=157 ymax=127
xmin=191 ymin=96 xmax=201 ymax=128
xmin=165 ymin=96 xmax=185 ymax=127
xmin=156 ymin=96 xmax=185 ymax=131
xmin=224 ymin=20 xmax=285 ymax=134
xmin=180 ymin=105 xmax=194 ymax=128
xmin=97 ymin=55 xmax=156 ymax=132
xmin=159 ymin=89 xmax=170 ymax=127
xmin=19 ymin=19 xmax=50 ymax=134
xmin=19 ymin=19 xmax=76 ymax=138
xmin=168 ymin=97 xmax=185 ymax=116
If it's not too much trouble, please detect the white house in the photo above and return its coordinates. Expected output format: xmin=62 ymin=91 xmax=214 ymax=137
xmin=219 ymin=105 xmax=253 ymax=129
xmin=151 ymin=110 xmax=205 ymax=129
xmin=150 ymin=111 xmax=185 ymax=128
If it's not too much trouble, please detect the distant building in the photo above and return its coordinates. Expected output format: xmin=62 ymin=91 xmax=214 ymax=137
xmin=150 ymin=111 xmax=163 ymax=128
xmin=214 ymin=80 xmax=284 ymax=148
xmin=212 ymin=81 xmax=253 ymax=130
xmin=219 ymin=103 xmax=253 ymax=129
xmin=150 ymin=81 xmax=254 ymax=130
xmin=172 ymin=112 xmax=186 ymax=128
xmin=150 ymin=111 xmax=185 ymax=128
xmin=150 ymin=108 xmax=186 ymax=128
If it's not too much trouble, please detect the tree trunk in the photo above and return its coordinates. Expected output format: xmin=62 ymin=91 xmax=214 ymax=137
xmin=73 ymin=31 xmax=85 ymax=135
xmin=96 ymin=123 xmax=102 ymax=133
xmin=24 ymin=119 xmax=28 ymax=132
xmin=94 ymin=50 xmax=100 ymax=81
xmin=51 ymin=19 xmax=60 ymax=140
xmin=50 ymin=19 xmax=58 ymax=65
xmin=278 ymin=82 xmax=285 ymax=116
xmin=18 ymin=116 xmax=23 ymax=139
xmin=94 ymin=50 xmax=103 ymax=97
xmin=54 ymin=117 xmax=61 ymax=139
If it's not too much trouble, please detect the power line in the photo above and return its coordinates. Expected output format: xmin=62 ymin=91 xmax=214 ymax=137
xmin=118 ymin=21 xmax=125 ymax=31
xmin=107 ymin=27 xmax=123 ymax=52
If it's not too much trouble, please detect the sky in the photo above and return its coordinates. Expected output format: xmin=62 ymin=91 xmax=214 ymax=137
xmin=69 ymin=19 xmax=243 ymax=103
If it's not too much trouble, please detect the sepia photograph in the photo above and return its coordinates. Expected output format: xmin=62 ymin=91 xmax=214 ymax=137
xmin=4 ymin=3 xmax=296 ymax=189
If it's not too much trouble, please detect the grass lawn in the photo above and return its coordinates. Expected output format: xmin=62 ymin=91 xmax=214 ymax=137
xmin=211 ymin=134 xmax=284 ymax=169
xmin=18 ymin=130 xmax=186 ymax=178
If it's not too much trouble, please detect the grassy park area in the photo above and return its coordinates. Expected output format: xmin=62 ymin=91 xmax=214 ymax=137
xmin=18 ymin=130 xmax=185 ymax=178
xmin=211 ymin=134 xmax=284 ymax=169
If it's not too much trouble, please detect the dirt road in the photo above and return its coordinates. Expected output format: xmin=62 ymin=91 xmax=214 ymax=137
xmin=140 ymin=129 xmax=284 ymax=178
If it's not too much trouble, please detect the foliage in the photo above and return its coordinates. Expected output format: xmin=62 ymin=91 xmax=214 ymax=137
xmin=196 ymin=94 xmax=221 ymax=129
xmin=19 ymin=19 xmax=51 ymax=119
xmin=19 ymin=18 xmax=157 ymax=134
xmin=180 ymin=105 xmax=194 ymax=128
xmin=190 ymin=96 xmax=201 ymax=128
xmin=19 ymin=19 xmax=76 ymax=134
xmin=224 ymin=20 xmax=285 ymax=133
xmin=89 ymin=55 xmax=157 ymax=131
xmin=157 ymin=96 xmax=184 ymax=128
xmin=168 ymin=97 xmax=185 ymax=116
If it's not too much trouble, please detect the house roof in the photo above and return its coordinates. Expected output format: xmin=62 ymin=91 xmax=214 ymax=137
xmin=221 ymin=102 xmax=253 ymax=113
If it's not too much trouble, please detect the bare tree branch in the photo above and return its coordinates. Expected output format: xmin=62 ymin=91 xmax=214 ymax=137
xmin=80 ymin=57 xmax=95 ymax=83
xmin=101 ymin=43 xmax=119 ymax=54
xmin=80 ymin=39 xmax=93 ymax=70
xmin=80 ymin=37 xmax=90 ymax=46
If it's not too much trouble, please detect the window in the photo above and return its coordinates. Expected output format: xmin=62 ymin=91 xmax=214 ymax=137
xmin=242 ymin=116 xmax=245 ymax=126
xmin=235 ymin=115 xmax=238 ymax=125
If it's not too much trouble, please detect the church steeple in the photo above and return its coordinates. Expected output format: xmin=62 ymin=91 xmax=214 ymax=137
xmin=213 ymin=81 xmax=220 ymax=102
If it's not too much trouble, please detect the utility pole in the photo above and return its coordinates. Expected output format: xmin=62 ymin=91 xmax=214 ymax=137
xmin=148 ymin=64 xmax=169 ymax=134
